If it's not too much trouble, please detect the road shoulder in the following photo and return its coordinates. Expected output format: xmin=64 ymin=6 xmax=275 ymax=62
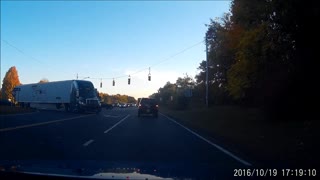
xmin=159 ymin=106 xmax=320 ymax=168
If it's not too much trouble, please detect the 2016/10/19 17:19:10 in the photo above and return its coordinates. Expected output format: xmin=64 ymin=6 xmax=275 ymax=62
xmin=234 ymin=169 xmax=317 ymax=177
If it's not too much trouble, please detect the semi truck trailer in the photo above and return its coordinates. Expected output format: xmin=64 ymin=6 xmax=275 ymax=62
xmin=12 ymin=80 xmax=101 ymax=113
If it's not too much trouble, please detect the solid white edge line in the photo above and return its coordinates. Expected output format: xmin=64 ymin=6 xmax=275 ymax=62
xmin=83 ymin=139 xmax=94 ymax=147
xmin=104 ymin=114 xmax=130 ymax=134
xmin=160 ymin=113 xmax=252 ymax=166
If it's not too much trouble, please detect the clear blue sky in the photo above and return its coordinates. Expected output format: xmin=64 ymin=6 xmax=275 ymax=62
xmin=1 ymin=1 xmax=231 ymax=99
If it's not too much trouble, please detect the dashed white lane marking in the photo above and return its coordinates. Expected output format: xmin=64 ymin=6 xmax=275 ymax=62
xmin=104 ymin=114 xmax=130 ymax=134
xmin=0 ymin=114 xmax=95 ymax=132
xmin=83 ymin=139 xmax=94 ymax=147
xmin=160 ymin=113 xmax=252 ymax=166
xmin=103 ymin=114 xmax=120 ymax=118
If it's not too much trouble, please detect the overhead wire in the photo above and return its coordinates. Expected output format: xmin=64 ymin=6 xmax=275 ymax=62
xmin=89 ymin=40 xmax=205 ymax=80
xmin=2 ymin=38 xmax=205 ymax=81
xmin=150 ymin=40 xmax=204 ymax=68
xmin=1 ymin=39 xmax=75 ymax=77
xmin=2 ymin=39 xmax=44 ymax=64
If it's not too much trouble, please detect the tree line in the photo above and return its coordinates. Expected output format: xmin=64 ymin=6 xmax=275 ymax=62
xmin=149 ymin=73 xmax=195 ymax=110
xmin=98 ymin=92 xmax=136 ymax=104
xmin=151 ymin=0 xmax=318 ymax=120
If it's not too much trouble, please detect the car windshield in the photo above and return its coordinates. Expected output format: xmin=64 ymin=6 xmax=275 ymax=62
xmin=1 ymin=1 xmax=318 ymax=179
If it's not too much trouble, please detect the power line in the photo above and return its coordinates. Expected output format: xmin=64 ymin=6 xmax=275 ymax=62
xmin=2 ymin=38 xmax=205 ymax=81
xmin=150 ymin=40 xmax=204 ymax=68
xmin=1 ymin=39 xmax=74 ymax=77
xmin=89 ymin=40 xmax=204 ymax=80
xmin=2 ymin=39 xmax=44 ymax=64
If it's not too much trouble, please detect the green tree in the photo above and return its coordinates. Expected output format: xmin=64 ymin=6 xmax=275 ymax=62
xmin=99 ymin=93 xmax=135 ymax=104
xmin=195 ymin=59 xmax=230 ymax=106
xmin=127 ymin=96 xmax=136 ymax=103
xmin=149 ymin=93 xmax=158 ymax=99
xmin=98 ymin=92 xmax=108 ymax=103
xmin=195 ymin=13 xmax=237 ymax=106
xmin=265 ymin=0 xmax=319 ymax=118
xmin=1 ymin=66 xmax=21 ymax=102
xmin=119 ymin=95 xmax=128 ymax=103
xmin=226 ymin=24 xmax=269 ymax=103
xmin=158 ymin=82 xmax=177 ymax=106
xmin=174 ymin=74 xmax=195 ymax=109
xmin=176 ymin=73 xmax=195 ymax=89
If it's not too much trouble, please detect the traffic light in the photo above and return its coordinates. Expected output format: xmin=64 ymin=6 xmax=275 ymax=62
xmin=112 ymin=79 xmax=115 ymax=86
xmin=148 ymin=74 xmax=151 ymax=81
xmin=128 ymin=75 xmax=131 ymax=85
xmin=100 ymin=82 xmax=102 ymax=88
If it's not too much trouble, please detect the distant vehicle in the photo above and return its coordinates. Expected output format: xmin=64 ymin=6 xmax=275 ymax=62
xmin=129 ymin=103 xmax=136 ymax=107
xmin=138 ymin=98 xmax=158 ymax=117
xmin=101 ymin=103 xmax=113 ymax=109
xmin=12 ymin=80 xmax=101 ymax=113
xmin=137 ymin=98 xmax=142 ymax=107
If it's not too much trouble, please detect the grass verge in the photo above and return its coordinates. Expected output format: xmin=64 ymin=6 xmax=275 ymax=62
xmin=160 ymin=106 xmax=320 ymax=167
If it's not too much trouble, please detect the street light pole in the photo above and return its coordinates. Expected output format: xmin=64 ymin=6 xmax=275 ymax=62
xmin=205 ymin=32 xmax=209 ymax=108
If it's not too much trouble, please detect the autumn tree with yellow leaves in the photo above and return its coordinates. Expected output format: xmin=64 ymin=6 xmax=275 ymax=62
xmin=1 ymin=66 xmax=21 ymax=102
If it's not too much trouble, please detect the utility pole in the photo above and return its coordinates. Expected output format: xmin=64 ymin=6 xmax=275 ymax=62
xmin=77 ymin=73 xmax=78 ymax=80
xmin=205 ymin=32 xmax=209 ymax=108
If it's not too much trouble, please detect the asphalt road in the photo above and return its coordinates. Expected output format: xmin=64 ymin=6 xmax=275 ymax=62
xmin=0 ymin=107 xmax=251 ymax=179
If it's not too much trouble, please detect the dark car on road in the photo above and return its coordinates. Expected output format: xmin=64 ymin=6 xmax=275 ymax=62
xmin=100 ymin=103 xmax=113 ymax=109
xmin=138 ymin=98 xmax=158 ymax=117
